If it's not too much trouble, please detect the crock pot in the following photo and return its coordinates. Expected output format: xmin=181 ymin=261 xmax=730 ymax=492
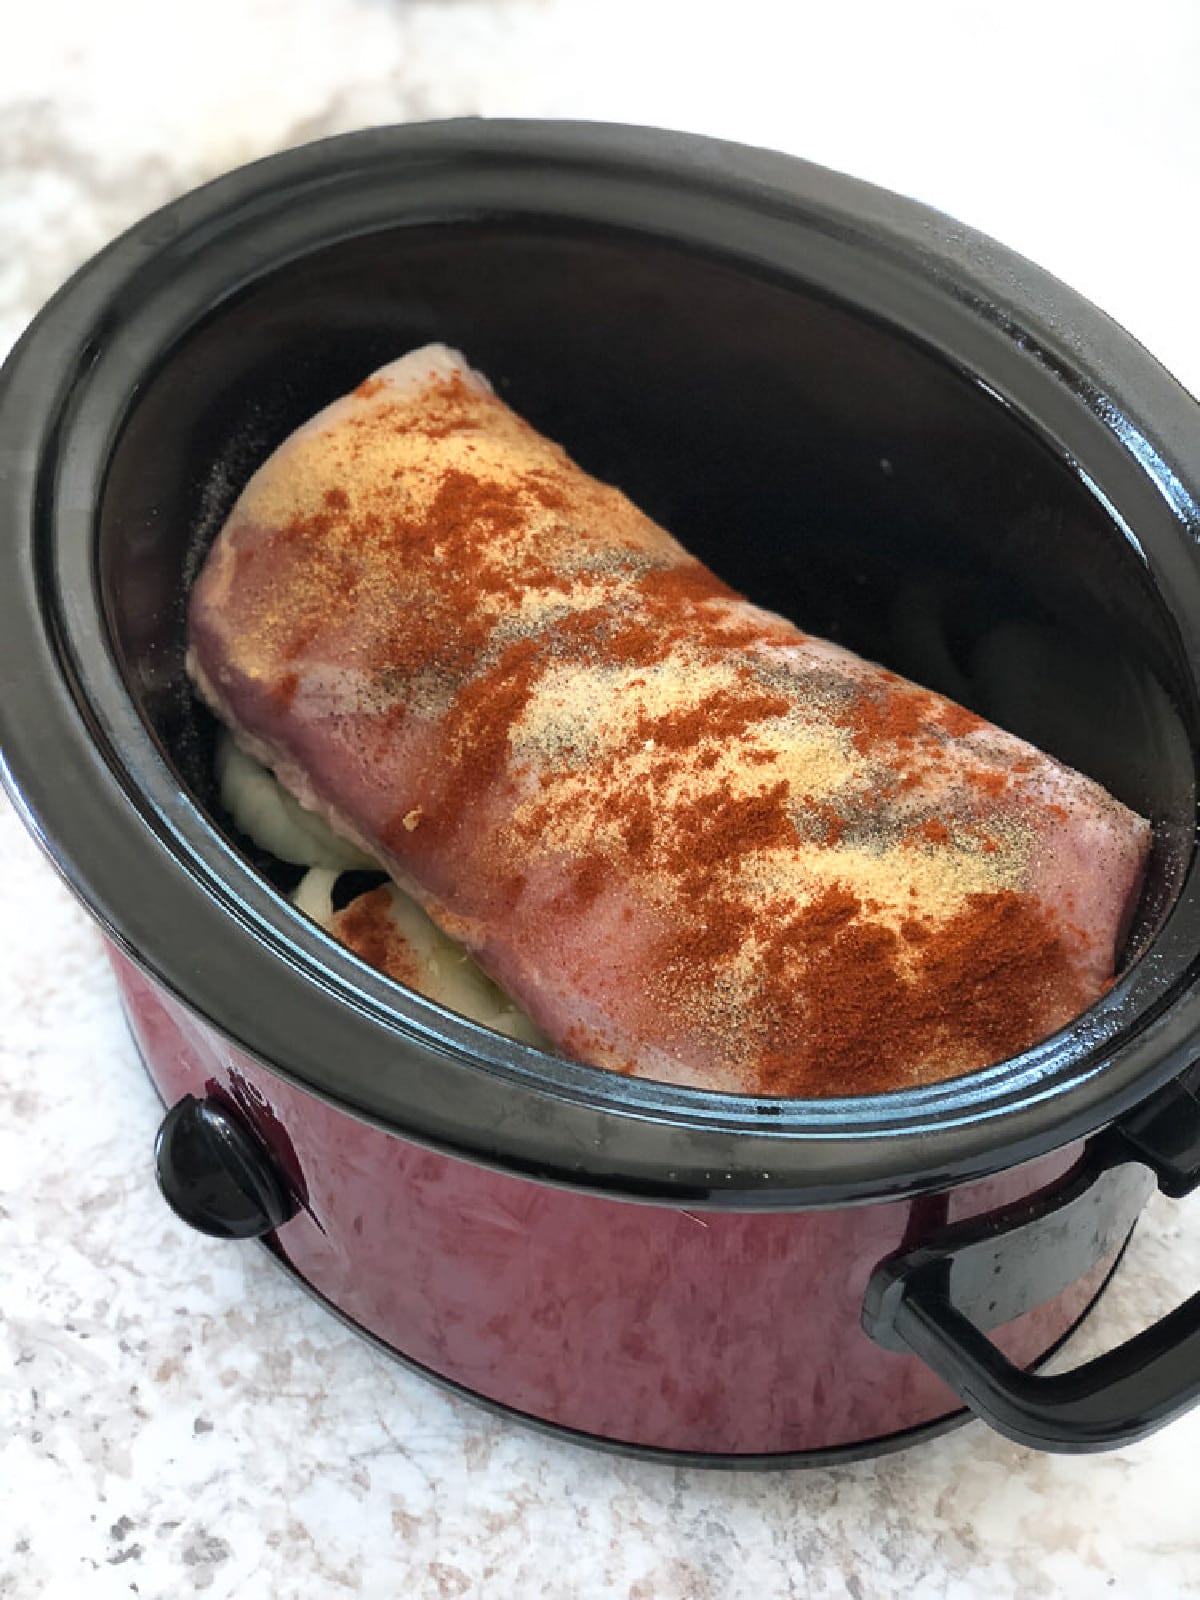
xmin=3 ymin=121 xmax=1200 ymax=1464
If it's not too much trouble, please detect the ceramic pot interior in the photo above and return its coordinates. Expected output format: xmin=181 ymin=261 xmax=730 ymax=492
xmin=99 ymin=219 xmax=1194 ymax=960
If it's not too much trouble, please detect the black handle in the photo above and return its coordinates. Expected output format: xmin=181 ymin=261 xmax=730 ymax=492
xmin=1110 ymin=1057 xmax=1200 ymax=1198
xmin=887 ymin=1273 xmax=1200 ymax=1452
xmin=155 ymin=1094 xmax=297 ymax=1240
xmin=862 ymin=1124 xmax=1200 ymax=1452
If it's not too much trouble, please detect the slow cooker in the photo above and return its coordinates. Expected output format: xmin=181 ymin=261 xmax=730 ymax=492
xmin=3 ymin=121 xmax=1200 ymax=1464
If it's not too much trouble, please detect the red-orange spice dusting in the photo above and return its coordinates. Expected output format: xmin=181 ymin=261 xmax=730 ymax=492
xmin=221 ymin=368 xmax=1103 ymax=1098
xmin=564 ymin=855 xmax=609 ymax=911
xmin=831 ymin=671 xmax=1020 ymax=827
xmin=666 ymin=781 xmax=797 ymax=876
xmin=271 ymin=670 xmax=300 ymax=711
xmin=940 ymin=702 xmax=987 ymax=738
xmin=619 ymin=791 xmax=656 ymax=862
xmin=634 ymin=685 xmax=791 ymax=752
xmin=804 ymin=799 xmax=847 ymax=846
xmin=907 ymin=816 xmax=952 ymax=848
xmin=756 ymin=888 xmax=1085 ymax=1096
xmin=971 ymin=770 xmax=1010 ymax=799
xmin=386 ymin=634 xmax=543 ymax=852
xmin=845 ymin=681 xmax=935 ymax=754
xmin=333 ymin=888 xmax=421 ymax=986
xmin=624 ymin=779 xmax=802 ymax=973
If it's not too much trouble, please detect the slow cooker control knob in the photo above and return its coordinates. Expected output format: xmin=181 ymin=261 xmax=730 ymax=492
xmin=154 ymin=1094 xmax=297 ymax=1240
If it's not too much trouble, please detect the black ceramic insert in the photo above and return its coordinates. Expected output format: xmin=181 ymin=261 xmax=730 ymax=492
xmin=3 ymin=122 xmax=1200 ymax=1205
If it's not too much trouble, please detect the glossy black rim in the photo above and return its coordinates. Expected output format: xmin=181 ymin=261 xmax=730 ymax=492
xmin=3 ymin=121 xmax=1200 ymax=1206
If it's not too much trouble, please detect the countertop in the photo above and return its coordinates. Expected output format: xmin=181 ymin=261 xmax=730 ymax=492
xmin=3 ymin=2 xmax=1200 ymax=1596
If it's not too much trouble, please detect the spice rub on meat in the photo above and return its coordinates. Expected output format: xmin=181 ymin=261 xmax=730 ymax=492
xmin=188 ymin=344 xmax=1152 ymax=1096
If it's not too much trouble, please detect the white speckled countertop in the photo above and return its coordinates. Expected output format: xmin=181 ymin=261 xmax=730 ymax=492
xmin=3 ymin=3 xmax=1200 ymax=1596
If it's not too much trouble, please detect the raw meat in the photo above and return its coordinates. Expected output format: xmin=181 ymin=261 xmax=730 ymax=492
xmin=188 ymin=346 xmax=1150 ymax=1096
